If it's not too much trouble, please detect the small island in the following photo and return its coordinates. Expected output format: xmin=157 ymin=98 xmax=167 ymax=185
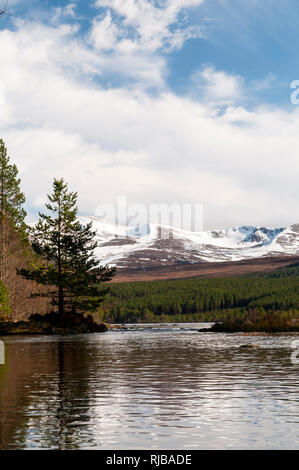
xmin=200 ymin=310 xmax=299 ymax=334
xmin=0 ymin=312 xmax=108 ymax=335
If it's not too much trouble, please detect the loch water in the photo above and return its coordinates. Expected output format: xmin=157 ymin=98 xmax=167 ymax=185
xmin=0 ymin=323 xmax=298 ymax=449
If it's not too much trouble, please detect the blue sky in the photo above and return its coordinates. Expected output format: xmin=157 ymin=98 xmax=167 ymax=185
xmin=170 ymin=0 xmax=299 ymax=107
xmin=4 ymin=0 xmax=298 ymax=106
xmin=1 ymin=0 xmax=299 ymax=228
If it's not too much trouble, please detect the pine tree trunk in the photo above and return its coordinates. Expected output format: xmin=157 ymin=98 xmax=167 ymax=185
xmin=0 ymin=213 xmax=3 ymax=283
xmin=58 ymin=284 xmax=64 ymax=317
xmin=57 ymin=199 xmax=64 ymax=316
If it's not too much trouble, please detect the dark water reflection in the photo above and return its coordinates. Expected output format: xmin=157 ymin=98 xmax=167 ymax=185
xmin=0 ymin=323 xmax=298 ymax=449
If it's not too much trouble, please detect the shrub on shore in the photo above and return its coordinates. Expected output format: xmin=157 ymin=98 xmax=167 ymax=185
xmin=211 ymin=309 xmax=299 ymax=333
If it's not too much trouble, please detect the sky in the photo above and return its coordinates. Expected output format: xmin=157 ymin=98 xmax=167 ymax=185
xmin=1 ymin=0 xmax=299 ymax=229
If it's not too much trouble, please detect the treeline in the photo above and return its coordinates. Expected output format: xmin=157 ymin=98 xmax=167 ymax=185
xmin=256 ymin=265 xmax=299 ymax=278
xmin=211 ymin=310 xmax=299 ymax=333
xmin=99 ymin=273 xmax=299 ymax=323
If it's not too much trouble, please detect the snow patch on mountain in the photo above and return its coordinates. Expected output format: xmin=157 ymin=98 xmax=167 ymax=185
xmin=78 ymin=217 xmax=299 ymax=268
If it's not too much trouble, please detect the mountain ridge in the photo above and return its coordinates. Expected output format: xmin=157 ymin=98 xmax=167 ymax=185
xmin=78 ymin=217 xmax=299 ymax=270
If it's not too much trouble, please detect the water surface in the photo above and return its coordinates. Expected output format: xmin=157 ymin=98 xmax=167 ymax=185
xmin=0 ymin=323 xmax=298 ymax=449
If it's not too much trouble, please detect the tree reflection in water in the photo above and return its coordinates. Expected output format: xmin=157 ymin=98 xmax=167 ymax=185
xmin=0 ymin=337 xmax=102 ymax=449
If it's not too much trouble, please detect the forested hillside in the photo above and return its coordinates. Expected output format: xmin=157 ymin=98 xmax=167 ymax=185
xmin=99 ymin=269 xmax=299 ymax=323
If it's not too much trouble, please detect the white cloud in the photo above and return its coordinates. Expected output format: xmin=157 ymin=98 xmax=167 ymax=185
xmin=90 ymin=11 xmax=120 ymax=51
xmin=52 ymin=3 xmax=77 ymax=22
xmin=94 ymin=0 xmax=204 ymax=53
xmin=87 ymin=0 xmax=205 ymax=88
xmin=0 ymin=7 xmax=299 ymax=230
xmin=191 ymin=66 xmax=244 ymax=104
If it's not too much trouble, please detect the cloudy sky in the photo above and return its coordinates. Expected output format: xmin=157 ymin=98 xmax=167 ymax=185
xmin=1 ymin=0 xmax=299 ymax=229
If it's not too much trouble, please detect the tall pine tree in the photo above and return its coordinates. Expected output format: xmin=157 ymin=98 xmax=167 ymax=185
xmin=18 ymin=178 xmax=115 ymax=317
xmin=0 ymin=139 xmax=27 ymax=282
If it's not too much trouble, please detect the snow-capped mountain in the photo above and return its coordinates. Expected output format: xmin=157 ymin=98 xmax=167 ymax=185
xmin=78 ymin=217 xmax=299 ymax=269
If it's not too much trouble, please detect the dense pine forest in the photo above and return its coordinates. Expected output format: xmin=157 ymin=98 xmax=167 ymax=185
xmin=99 ymin=267 xmax=299 ymax=323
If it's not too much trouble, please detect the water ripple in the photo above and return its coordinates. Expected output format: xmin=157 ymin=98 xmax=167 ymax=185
xmin=0 ymin=323 xmax=299 ymax=449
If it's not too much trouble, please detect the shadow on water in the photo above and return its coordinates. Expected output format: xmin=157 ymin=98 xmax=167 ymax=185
xmin=0 ymin=326 xmax=298 ymax=449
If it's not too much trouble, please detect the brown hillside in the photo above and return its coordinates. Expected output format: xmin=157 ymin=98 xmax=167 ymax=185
xmin=111 ymin=255 xmax=299 ymax=282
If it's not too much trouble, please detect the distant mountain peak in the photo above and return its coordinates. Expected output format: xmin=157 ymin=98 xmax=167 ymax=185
xmin=78 ymin=217 xmax=298 ymax=269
